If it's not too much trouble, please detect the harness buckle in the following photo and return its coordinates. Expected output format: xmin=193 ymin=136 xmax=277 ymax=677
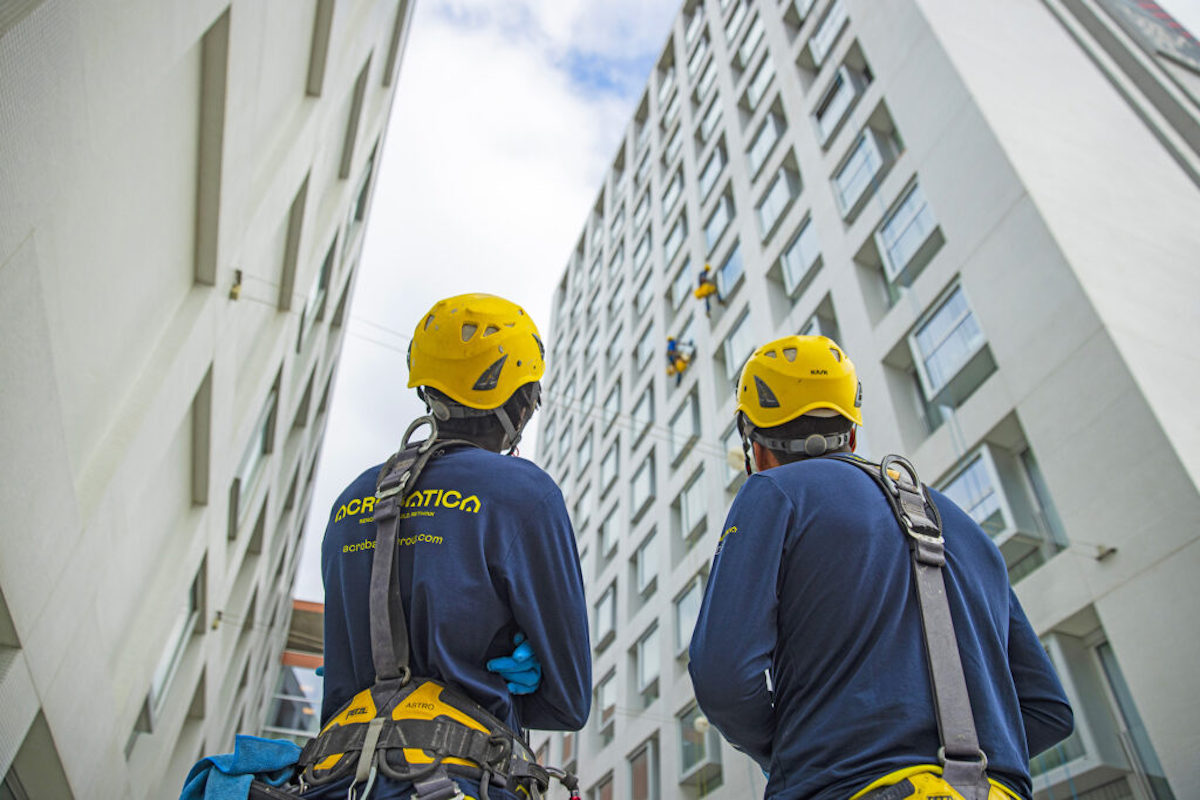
xmin=483 ymin=733 xmax=512 ymax=767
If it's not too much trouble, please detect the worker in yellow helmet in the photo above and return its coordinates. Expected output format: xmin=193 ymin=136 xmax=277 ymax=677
xmin=689 ymin=335 xmax=1072 ymax=800
xmin=305 ymin=294 xmax=590 ymax=800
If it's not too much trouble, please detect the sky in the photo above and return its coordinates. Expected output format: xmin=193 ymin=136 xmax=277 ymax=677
xmin=293 ymin=0 xmax=682 ymax=601
xmin=294 ymin=0 xmax=1200 ymax=602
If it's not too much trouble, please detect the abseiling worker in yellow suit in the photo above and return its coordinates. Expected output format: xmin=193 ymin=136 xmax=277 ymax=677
xmin=694 ymin=263 xmax=723 ymax=314
xmin=666 ymin=336 xmax=694 ymax=386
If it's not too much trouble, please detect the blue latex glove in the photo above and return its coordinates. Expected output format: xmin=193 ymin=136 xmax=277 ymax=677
xmin=486 ymin=632 xmax=542 ymax=695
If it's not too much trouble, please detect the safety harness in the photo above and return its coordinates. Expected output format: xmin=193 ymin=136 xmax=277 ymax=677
xmin=293 ymin=416 xmax=580 ymax=800
xmin=826 ymin=453 xmax=993 ymax=800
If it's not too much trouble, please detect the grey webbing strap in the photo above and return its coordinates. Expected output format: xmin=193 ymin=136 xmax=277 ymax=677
xmin=829 ymin=454 xmax=989 ymax=800
xmin=353 ymin=718 xmax=385 ymax=785
xmin=369 ymin=414 xmax=479 ymax=681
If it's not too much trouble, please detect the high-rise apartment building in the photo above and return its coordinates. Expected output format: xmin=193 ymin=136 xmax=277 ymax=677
xmin=534 ymin=1 xmax=1200 ymax=798
xmin=0 ymin=1 xmax=412 ymax=797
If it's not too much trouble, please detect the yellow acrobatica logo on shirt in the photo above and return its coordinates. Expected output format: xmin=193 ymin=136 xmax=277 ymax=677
xmin=333 ymin=487 xmax=483 ymax=522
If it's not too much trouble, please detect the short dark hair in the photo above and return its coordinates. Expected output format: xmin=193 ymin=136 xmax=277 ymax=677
xmin=755 ymin=413 xmax=854 ymax=465
xmin=427 ymin=382 xmax=541 ymax=452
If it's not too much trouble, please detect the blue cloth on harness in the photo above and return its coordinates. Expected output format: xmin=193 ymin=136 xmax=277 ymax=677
xmin=180 ymin=735 xmax=301 ymax=800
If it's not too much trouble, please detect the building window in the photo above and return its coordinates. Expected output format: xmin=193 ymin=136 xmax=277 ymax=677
xmin=657 ymin=65 xmax=676 ymax=106
xmin=678 ymin=469 xmax=707 ymax=543
xmin=698 ymin=95 xmax=724 ymax=144
xmin=662 ymin=169 xmax=684 ymax=218
xmin=810 ymin=0 xmax=849 ymax=67
xmin=674 ymin=573 xmax=705 ymax=654
xmin=664 ymin=124 xmax=684 ymax=167
xmin=716 ymin=244 xmax=745 ymax=302
xmin=662 ymin=90 xmax=682 ymax=129
xmin=632 ymin=452 xmax=656 ymax=520
xmin=704 ymin=192 xmax=735 ymax=253
xmin=695 ymin=58 xmax=718 ymax=101
xmin=685 ymin=4 xmax=704 ymax=46
xmin=678 ymin=703 xmax=723 ymax=786
xmin=590 ymin=773 xmax=614 ymax=800
xmin=911 ymin=285 xmax=991 ymax=403
xmin=878 ymin=182 xmax=939 ymax=284
xmin=636 ymin=322 xmax=657 ymax=369
xmin=781 ymin=216 xmax=822 ymax=294
xmin=607 ymin=325 xmax=625 ymax=368
xmin=632 ymin=386 xmax=654 ymax=444
xmin=633 ymin=230 xmax=652 ymax=274
xmin=756 ymin=165 xmax=801 ymax=239
xmin=670 ymin=260 xmax=694 ymax=310
xmin=814 ymin=64 xmax=868 ymax=144
xmin=698 ymin=144 xmax=727 ymax=201
xmin=634 ymin=192 xmax=651 ymax=231
xmin=232 ymin=386 xmax=278 ymax=523
xmin=737 ymin=15 xmax=765 ymax=67
xmin=578 ymin=429 xmax=594 ymax=474
xmin=833 ymin=129 xmax=885 ymax=215
xmin=562 ymin=730 xmax=577 ymax=770
xmin=723 ymin=311 xmax=756 ymax=383
xmin=604 ymin=382 xmax=621 ymax=426
xmin=629 ymin=738 xmax=660 ymax=800
xmin=635 ymin=148 xmax=653 ymax=188
xmin=724 ymin=1 xmax=748 ymax=43
xmin=939 ymin=445 xmax=1065 ymax=582
xmin=595 ymin=672 xmax=617 ymax=745
xmin=298 ymin=242 xmax=335 ymax=352
xmin=665 ymin=214 xmax=688 ymax=263
xmin=558 ymin=425 xmax=573 ymax=464
xmin=635 ymin=530 xmax=659 ymax=596
xmin=263 ymin=662 xmax=324 ymax=743
xmin=687 ymin=33 xmax=710 ymax=78
xmin=744 ymin=55 xmax=776 ymax=112
xmin=599 ymin=517 xmax=619 ymax=561
xmin=595 ymin=582 xmax=616 ymax=650
xmin=747 ymin=108 xmax=784 ymax=177
xmin=636 ymin=625 xmax=661 ymax=704
xmin=610 ymin=205 xmax=626 ymax=241
xmin=575 ymin=485 xmax=593 ymax=532
xmin=1094 ymin=642 xmax=1175 ymax=800
xmin=588 ymin=290 xmax=604 ymax=323
xmin=148 ymin=569 xmax=203 ymax=717
xmin=636 ymin=274 xmax=655 ymax=315
xmin=610 ymin=243 xmax=625 ymax=276
xmin=601 ymin=443 xmax=619 ymax=493
xmin=669 ymin=392 xmax=700 ymax=463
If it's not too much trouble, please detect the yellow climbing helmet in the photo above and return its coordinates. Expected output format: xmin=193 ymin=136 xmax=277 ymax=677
xmin=407 ymin=293 xmax=545 ymax=410
xmin=736 ymin=334 xmax=863 ymax=428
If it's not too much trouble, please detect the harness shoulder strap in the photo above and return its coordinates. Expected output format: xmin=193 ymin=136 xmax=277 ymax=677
xmin=370 ymin=416 xmax=478 ymax=680
xmin=826 ymin=453 xmax=990 ymax=800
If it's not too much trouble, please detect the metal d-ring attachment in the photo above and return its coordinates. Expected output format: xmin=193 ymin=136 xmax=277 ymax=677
xmin=402 ymin=414 xmax=439 ymax=454
xmin=879 ymin=453 xmax=920 ymax=497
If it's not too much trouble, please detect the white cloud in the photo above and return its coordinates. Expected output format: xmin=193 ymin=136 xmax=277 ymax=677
xmin=293 ymin=0 xmax=679 ymax=601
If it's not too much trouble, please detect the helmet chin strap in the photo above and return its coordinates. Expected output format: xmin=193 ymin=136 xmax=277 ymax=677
xmin=737 ymin=411 xmax=854 ymax=472
xmin=417 ymin=385 xmax=540 ymax=455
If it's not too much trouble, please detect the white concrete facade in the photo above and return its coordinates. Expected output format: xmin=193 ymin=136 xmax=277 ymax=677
xmin=534 ymin=1 xmax=1200 ymax=799
xmin=0 ymin=1 xmax=412 ymax=797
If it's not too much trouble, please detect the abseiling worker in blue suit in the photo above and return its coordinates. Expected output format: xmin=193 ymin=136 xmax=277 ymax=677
xmin=688 ymin=335 xmax=1073 ymax=800
xmin=310 ymin=294 xmax=591 ymax=800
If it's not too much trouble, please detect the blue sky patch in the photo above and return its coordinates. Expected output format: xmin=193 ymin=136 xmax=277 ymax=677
xmin=560 ymin=48 xmax=657 ymax=99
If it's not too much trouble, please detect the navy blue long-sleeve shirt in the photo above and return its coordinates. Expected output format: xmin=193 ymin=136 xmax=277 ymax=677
xmin=320 ymin=446 xmax=591 ymax=737
xmin=689 ymin=457 xmax=1072 ymax=799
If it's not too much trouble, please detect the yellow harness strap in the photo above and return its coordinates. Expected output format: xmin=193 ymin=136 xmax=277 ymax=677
xmin=849 ymin=765 xmax=1024 ymax=800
